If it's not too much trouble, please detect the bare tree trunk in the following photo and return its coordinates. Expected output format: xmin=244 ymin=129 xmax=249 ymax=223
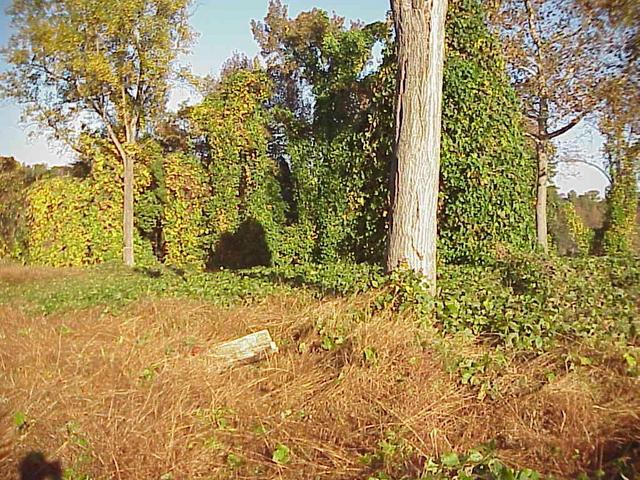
xmin=386 ymin=0 xmax=448 ymax=294
xmin=535 ymin=96 xmax=550 ymax=253
xmin=122 ymin=152 xmax=134 ymax=266
xmin=535 ymin=140 xmax=549 ymax=252
xmin=105 ymin=123 xmax=135 ymax=267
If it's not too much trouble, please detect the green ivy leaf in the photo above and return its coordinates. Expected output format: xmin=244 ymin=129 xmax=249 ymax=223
xmin=441 ymin=452 xmax=460 ymax=468
xmin=272 ymin=443 xmax=290 ymax=465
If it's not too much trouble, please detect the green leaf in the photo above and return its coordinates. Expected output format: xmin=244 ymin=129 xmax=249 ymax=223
xmin=226 ymin=452 xmax=243 ymax=469
xmin=441 ymin=452 xmax=460 ymax=468
xmin=467 ymin=449 xmax=483 ymax=463
xmin=623 ymin=352 xmax=637 ymax=369
xmin=363 ymin=346 xmax=378 ymax=364
xmin=13 ymin=410 xmax=27 ymax=430
xmin=272 ymin=443 xmax=290 ymax=465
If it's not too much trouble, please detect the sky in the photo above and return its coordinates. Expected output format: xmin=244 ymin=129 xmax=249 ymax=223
xmin=0 ymin=0 xmax=610 ymax=196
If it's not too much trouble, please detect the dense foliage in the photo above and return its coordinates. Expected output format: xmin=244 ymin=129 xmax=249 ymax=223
xmin=23 ymin=140 xmax=159 ymax=266
xmin=0 ymin=0 xmax=636 ymax=273
xmin=162 ymin=152 xmax=210 ymax=268
xmin=25 ymin=177 xmax=93 ymax=266
xmin=0 ymin=157 xmax=31 ymax=258
xmin=604 ymin=163 xmax=638 ymax=256
xmin=187 ymin=70 xmax=288 ymax=268
xmin=285 ymin=0 xmax=535 ymax=264
xmin=0 ymin=0 xmax=537 ymax=269
xmin=1 ymin=2 xmax=638 ymax=479
xmin=439 ymin=0 xmax=535 ymax=262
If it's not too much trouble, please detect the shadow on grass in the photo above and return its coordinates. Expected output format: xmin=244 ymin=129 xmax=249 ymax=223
xmin=239 ymin=263 xmax=382 ymax=296
xmin=19 ymin=452 xmax=61 ymax=480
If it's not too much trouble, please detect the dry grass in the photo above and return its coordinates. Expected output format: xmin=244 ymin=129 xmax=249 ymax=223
xmin=0 ymin=261 xmax=79 ymax=286
xmin=1 ymin=267 xmax=639 ymax=479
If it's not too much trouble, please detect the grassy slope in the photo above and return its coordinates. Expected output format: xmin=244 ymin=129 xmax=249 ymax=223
xmin=0 ymin=261 xmax=639 ymax=480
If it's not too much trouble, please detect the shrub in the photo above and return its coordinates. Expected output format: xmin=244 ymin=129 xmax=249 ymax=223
xmin=187 ymin=70 xmax=287 ymax=267
xmin=163 ymin=152 xmax=210 ymax=268
xmin=25 ymin=177 xmax=93 ymax=266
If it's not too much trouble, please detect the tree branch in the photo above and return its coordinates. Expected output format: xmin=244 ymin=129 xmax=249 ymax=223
xmin=562 ymin=158 xmax=612 ymax=183
xmin=523 ymin=130 xmax=539 ymax=141
xmin=546 ymin=113 xmax=587 ymax=140
xmin=523 ymin=0 xmax=544 ymax=55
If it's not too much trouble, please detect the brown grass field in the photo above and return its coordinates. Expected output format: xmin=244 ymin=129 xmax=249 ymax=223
xmin=0 ymin=264 xmax=639 ymax=479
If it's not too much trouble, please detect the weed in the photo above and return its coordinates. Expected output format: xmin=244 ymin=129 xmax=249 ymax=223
xmin=272 ymin=443 xmax=291 ymax=465
xmin=12 ymin=411 xmax=27 ymax=432
xmin=418 ymin=444 xmax=542 ymax=480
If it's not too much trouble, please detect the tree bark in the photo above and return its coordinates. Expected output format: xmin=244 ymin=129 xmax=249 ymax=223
xmin=105 ymin=122 xmax=135 ymax=267
xmin=535 ymin=140 xmax=549 ymax=252
xmin=386 ymin=0 xmax=448 ymax=293
xmin=122 ymin=152 xmax=135 ymax=267
xmin=535 ymin=94 xmax=550 ymax=253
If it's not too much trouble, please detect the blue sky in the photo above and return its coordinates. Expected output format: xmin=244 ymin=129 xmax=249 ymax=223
xmin=0 ymin=0 xmax=609 ymax=195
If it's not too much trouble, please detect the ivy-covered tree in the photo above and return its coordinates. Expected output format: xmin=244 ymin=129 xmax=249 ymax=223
xmin=438 ymin=0 xmax=536 ymax=262
xmin=184 ymin=70 xmax=287 ymax=267
xmin=252 ymin=2 xmax=388 ymax=263
xmin=162 ymin=152 xmax=210 ymax=268
xmin=25 ymin=177 xmax=94 ymax=266
xmin=1 ymin=0 xmax=193 ymax=266
xmin=22 ymin=137 xmax=158 ymax=267
xmin=0 ymin=157 xmax=36 ymax=258
xmin=253 ymin=0 xmax=536 ymax=265
xmin=251 ymin=1 xmax=378 ymax=126
xmin=363 ymin=0 xmax=536 ymax=264
xmin=601 ymin=95 xmax=639 ymax=256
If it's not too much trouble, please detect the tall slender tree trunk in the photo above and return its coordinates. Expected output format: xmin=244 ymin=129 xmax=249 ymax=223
xmin=386 ymin=0 xmax=448 ymax=294
xmin=105 ymin=123 xmax=136 ymax=267
xmin=535 ymin=141 xmax=549 ymax=252
xmin=122 ymin=151 xmax=135 ymax=266
xmin=535 ymin=97 xmax=550 ymax=253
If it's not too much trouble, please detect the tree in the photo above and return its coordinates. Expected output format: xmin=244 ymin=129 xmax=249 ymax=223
xmin=490 ymin=0 xmax=619 ymax=252
xmin=386 ymin=0 xmax=448 ymax=292
xmin=0 ymin=157 xmax=30 ymax=257
xmin=184 ymin=70 xmax=287 ymax=268
xmin=252 ymin=1 xmax=346 ymax=123
xmin=1 ymin=0 xmax=193 ymax=266
xmin=580 ymin=0 xmax=639 ymax=254
xmin=252 ymin=0 xmax=534 ymax=266
xmin=600 ymin=85 xmax=639 ymax=255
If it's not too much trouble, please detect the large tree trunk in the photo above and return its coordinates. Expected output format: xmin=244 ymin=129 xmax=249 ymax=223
xmin=386 ymin=0 xmax=448 ymax=293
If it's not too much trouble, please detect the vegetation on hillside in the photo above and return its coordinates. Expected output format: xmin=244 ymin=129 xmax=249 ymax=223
xmin=0 ymin=256 xmax=638 ymax=479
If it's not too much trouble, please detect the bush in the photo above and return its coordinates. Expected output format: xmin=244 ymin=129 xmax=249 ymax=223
xmin=163 ymin=152 xmax=210 ymax=268
xmin=25 ymin=177 xmax=93 ymax=266
xmin=24 ymin=139 xmax=158 ymax=267
xmin=187 ymin=70 xmax=288 ymax=267
xmin=0 ymin=156 xmax=32 ymax=258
